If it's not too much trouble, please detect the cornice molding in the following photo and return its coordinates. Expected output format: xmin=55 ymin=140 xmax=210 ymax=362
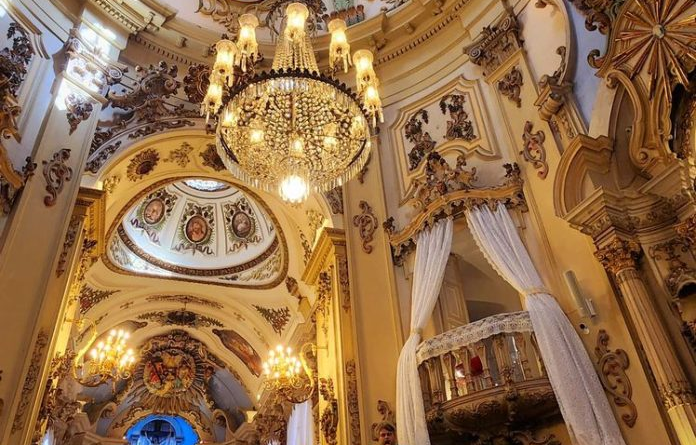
xmin=302 ymin=227 xmax=346 ymax=285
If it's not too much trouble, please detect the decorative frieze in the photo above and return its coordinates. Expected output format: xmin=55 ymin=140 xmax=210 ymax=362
xmin=595 ymin=329 xmax=636 ymax=427
xmin=56 ymin=215 xmax=82 ymax=277
xmin=12 ymin=330 xmax=48 ymax=433
xmin=137 ymin=310 xmax=223 ymax=328
xmin=353 ymin=201 xmax=378 ymax=254
xmin=497 ymin=66 xmax=523 ymax=107
xmin=42 ymin=149 xmax=72 ymax=206
xmin=345 ymin=360 xmax=361 ymax=445
xmin=520 ymin=121 xmax=548 ymax=179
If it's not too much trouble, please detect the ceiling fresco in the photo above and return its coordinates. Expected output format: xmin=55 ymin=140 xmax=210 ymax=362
xmin=105 ymin=178 xmax=288 ymax=287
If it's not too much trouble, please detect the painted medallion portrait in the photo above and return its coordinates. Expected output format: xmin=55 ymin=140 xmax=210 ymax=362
xmin=185 ymin=215 xmax=209 ymax=243
xmin=231 ymin=211 xmax=253 ymax=239
xmin=143 ymin=349 xmax=196 ymax=397
xmin=143 ymin=198 xmax=165 ymax=225
xmin=213 ymin=328 xmax=263 ymax=376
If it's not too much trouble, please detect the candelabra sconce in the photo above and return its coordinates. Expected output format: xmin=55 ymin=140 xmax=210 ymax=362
xmin=66 ymin=317 xmax=136 ymax=389
xmin=262 ymin=343 xmax=319 ymax=403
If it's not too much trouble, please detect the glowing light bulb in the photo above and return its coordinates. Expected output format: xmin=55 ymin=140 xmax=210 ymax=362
xmin=284 ymin=3 xmax=309 ymax=41
xmin=236 ymin=14 xmax=259 ymax=71
xmin=250 ymin=129 xmax=264 ymax=143
xmin=279 ymin=174 xmax=309 ymax=204
xmin=328 ymin=19 xmax=350 ymax=72
xmin=290 ymin=137 xmax=304 ymax=155
xmin=213 ymin=39 xmax=238 ymax=86
xmin=202 ymin=79 xmax=223 ymax=121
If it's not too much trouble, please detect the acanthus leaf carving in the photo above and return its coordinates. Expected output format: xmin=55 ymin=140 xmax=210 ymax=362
xmin=319 ymin=377 xmax=339 ymax=445
xmin=497 ymin=66 xmax=523 ymax=107
xmin=65 ymin=93 xmax=94 ymax=135
xmin=465 ymin=14 xmax=522 ymax=77
xmin=405 ymin=109 xmax=436 ymax=171
xmin=42 ymin=149 xmax=72 ymax=207
xmin=56 ymin=215 xmax=82 ymax=277
xmin=345 ymin=360 xmax=361 ymax=445
xmin=12 ymin=330 xmax=48 ymax=433
xmin=107 ymin=61 xmax=180 ymax=122
xmin=439 ymin=94 xmax=476 ymax=141
xmin=406 ymin=152 xmax=478 ymax=209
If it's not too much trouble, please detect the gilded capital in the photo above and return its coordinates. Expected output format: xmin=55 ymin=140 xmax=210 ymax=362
xmin=595 ymin=238 xmax=641 ymax=275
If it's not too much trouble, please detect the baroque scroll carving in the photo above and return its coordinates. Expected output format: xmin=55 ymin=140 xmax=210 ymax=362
xmin=594 ymin=329 xmax=636 ymax=427
xmin=520 ymin=121 xmax=548 ymax=179
xmin=353 ymin=201 xmax=378 ymax=254
xmin=43 ymin=149 xmax=72 ymax=206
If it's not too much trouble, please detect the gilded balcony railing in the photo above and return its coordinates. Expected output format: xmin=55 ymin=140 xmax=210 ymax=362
xmin=416 ymin=312 xmax=560 ymax=441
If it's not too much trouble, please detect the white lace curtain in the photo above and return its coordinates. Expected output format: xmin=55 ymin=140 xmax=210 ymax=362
xmin=286 ymin=400 xmax=314 ymax=445
xmin=466 ymin=204 xmax=625 ymax=445
xmin=396 ymin=218 xmax=453 ymax=445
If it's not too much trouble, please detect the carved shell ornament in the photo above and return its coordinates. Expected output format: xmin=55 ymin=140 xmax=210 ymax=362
xmin=590 ymin=0 xmax=696 ymax=101
xmin=126 ymin=149 xmax=159 ymax=182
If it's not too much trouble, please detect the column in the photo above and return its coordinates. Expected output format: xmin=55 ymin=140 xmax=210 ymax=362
xmin=596 ymin=238 xmax=696 ymax=444
xmin=0 ymin=24 xmax=122 ymax=444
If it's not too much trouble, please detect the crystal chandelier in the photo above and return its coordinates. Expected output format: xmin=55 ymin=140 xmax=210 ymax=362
xmin=262 ymin=344 xmax=316 ymax=403
xmin=76 ymin=328 xmax=136 ymax=386
xmin=202 ymin=3 xmax=383 ymax=203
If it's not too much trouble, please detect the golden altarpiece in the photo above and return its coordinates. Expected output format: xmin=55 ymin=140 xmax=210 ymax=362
xmin=0 ymin=0 xmax=694 ymax=444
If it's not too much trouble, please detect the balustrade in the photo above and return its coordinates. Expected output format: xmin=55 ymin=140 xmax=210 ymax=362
xmin=417 ymin=312 xmax=559 ymax=440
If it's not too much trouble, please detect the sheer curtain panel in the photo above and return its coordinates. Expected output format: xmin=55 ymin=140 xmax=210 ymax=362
xmin=396 ymin=218 xmax=453 ymax=445
xmin=286 ymin=400 xmax=314 ymax=445
xmin=465 ymin=204 xmax=625 ymax=445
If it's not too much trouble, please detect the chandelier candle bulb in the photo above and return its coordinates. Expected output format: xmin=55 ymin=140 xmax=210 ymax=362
xmin=284 ymin=3 xmax=309 ymax=42
xmin=213 ymin=39 xmax=238 ymax=86
xmin=329 ymin=19 xmax=351 ymax=72
xmin=237 ymin=14 xmax=259 ymax=72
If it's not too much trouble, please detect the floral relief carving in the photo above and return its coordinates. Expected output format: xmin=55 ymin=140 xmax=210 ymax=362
xmin=107 ymin=61 xmax=180 ymax=122
xmin=78 ymin=284 xmax=119 ymax=313
xmin=164 ymin=142 xmax=193 ymax=167
xmin=43 ymin=149 xmax=73 ymax=206
xmin=594 ymin=329 xmax=636 ymax=427
xmin=520 ymin=121 xmax=548 ymax=179
xmin=65 ymin=93 xmax=94 ymax=135
xmin=126 ymin=148 xmax=159 ymax=182
xmin=313 ymin=270 xmax=333 ymax=334
xmin=102 ymin=175 xmax=121 ymax=194
xmin=12 ymin=330 xmax=48 ymax=433
xmin=407 ymin=152 xmax=478 ymax=209
xmin=137 ymin=310 xmax=224 ymax=328
xmin=146 ymin=294 xmax=223 ymax=309
xmin=405 ymin=109 xmax=436 ymax=171
xmin=497 ymin=66 xmax=523 ymax=107
xmin=253 ymin=305 xmax=291 ymax=334
xmin=353 ymin=201 xmax=378 ymax=254
xmin=345 ymin=360 xmax=361 ymax=445
xmin=320 ymin=377 xmax=339 ymax=445
xmin=338 ymin=256 xmax=350 ymax=311
xmin=325 ymin=186 xmax=344 ymax=214
xmin=439 ymin=94 xmax=476 ymax=141
xmin=200 ymin=143 xmax=226 ymax=171
xmin=56 ymin=215 xmax=82 ymax=277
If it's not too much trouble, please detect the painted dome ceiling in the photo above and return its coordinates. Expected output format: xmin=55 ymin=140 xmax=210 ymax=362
xmin=106 ymin=178 xmax=287 ymax=287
